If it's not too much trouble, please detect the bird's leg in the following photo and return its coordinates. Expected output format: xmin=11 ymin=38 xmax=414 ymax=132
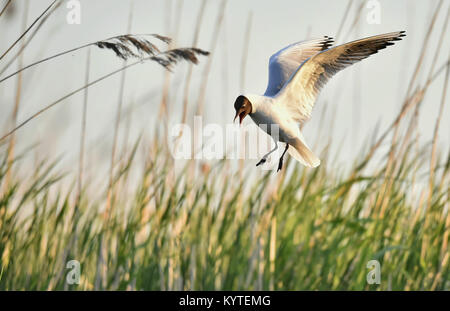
xmin=277 ymin=144 xmax=289 ymax=172
xmin=256 ymin=141 xmax=278 ymax=166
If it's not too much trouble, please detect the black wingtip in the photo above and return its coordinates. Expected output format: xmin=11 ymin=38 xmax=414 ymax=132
xmin=321 ymin=36 xmax=334 ymax=51
xmin=391 ymin=31 xmax=406 ymax=42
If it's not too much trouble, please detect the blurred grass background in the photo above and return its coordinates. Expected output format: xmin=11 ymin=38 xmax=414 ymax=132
xmin=0 ymin=0 xmax=449 ymax=290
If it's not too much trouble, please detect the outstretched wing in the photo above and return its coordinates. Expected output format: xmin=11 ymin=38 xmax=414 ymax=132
xmin=264 ymin=37 xmax=334 ymax=96
xmin=278 ymin=31 xmax=406 ymax=122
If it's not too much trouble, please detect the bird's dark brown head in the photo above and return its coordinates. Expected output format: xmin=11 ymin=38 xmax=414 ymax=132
xmin=233 ymin=95 xmax=252 ymax=125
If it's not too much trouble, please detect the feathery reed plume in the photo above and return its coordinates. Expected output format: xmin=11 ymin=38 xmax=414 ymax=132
xmin=97 ymin=35 xmax=205 ymax=67
xmin=0 ymin=34 xmax=171 ymax=85
xmin=95 ymin=34 xmax=170 ymax=60
xmin=0 ymin=47 xmax=209 ymax=143
xmin=150 ymin=48 xmax=209 ymax=70
xmin=151 ymin=34 xmax=172 ymax=45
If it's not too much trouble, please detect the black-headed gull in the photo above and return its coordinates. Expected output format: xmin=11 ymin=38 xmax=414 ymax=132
xmin=234 ymin=31 xmax=405 ymax=171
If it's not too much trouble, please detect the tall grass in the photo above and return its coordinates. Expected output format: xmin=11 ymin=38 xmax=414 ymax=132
xmin=0 ymin=0 xmax=449 ymax=291
xmin=0 ymin=127 xmax=448 ymax=290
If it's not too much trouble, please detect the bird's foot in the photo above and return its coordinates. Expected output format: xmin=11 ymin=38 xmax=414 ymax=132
xmin=277 ymin=159 xmax=283 ymax=172
xmin=256 ymin=158 xmax=266 ymax=166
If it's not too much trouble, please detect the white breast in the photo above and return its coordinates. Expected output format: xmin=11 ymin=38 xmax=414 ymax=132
xmin=250 ymin=102 xmax=299 ymax=143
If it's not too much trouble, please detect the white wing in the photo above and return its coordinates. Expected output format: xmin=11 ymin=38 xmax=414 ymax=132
xmin=278 ymin=31 xmax=406 ymax=122
xmin=264 ymin=37 xmax=334 ymax=97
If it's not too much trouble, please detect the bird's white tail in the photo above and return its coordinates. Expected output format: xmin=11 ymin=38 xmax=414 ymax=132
xmin=288 ymin=134 xmax=320 ymax=168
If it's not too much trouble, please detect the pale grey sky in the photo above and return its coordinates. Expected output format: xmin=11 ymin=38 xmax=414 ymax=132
xmin=0 ymin=0 xmax=448 ymax=175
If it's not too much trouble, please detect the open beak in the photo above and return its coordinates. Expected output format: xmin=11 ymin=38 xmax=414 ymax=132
xmin=234 ymin=111 xmax=246 ymax=125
